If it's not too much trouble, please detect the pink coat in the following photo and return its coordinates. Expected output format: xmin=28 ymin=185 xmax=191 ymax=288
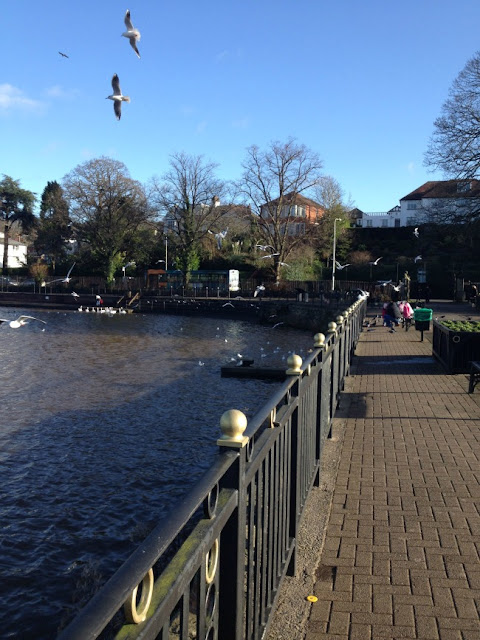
xmin=403 ymin=302 xmax=414 ymax=319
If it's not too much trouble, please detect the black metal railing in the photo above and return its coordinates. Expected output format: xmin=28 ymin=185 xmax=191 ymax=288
xmin=57 ymin=299 xmax=366 ymax=640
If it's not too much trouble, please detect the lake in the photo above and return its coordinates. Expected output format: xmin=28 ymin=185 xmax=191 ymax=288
xmin=0 ymin=307 xmax=315 ymax=639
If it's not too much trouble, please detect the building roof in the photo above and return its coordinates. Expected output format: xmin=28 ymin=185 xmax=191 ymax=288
xmin=401 ymin=180 xmax=480 ymax=201
xmin=265 ymin=192 xmax=324 ymax=209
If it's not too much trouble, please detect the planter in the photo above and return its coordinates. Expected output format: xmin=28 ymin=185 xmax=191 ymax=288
xmin=432 ymin=319 xmax=480 ymax=373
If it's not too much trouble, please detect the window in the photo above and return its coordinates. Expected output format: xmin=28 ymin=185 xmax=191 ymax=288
xmin=366 ymin=220 xmax=373 ymax=227
xmin=394 ymin=219 xmax=401 ymax=227
xmin=407 ymin=202 xmax=417 ymax=210
xmin=406 ymin=217 xmax=416 ymax=226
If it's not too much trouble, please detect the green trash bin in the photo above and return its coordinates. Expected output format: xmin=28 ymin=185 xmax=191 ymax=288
xmin=414 ymin=307 xmax=433 ymax=332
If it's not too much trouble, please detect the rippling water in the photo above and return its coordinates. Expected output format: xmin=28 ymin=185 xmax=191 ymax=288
xmin=0 ymin=307 xmax=314 ymax=639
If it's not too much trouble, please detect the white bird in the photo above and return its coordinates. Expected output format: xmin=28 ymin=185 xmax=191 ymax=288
xmin=253 ymin=285 xmax=265 ymax=298
xmin=392 ymin=284 xmax=401 ymax=292
xmin=369 ymin=257 xmax=382 ymax=265
xmin=71 ymin=291 xmax=80 ymax=299
xmin=260 ymin=253 xmax=280 ymax=259
xmin=208 ymin=229 xmax=228 ymax=249
xmin=122 ymin=9 xmax=141 ymax=58
xmin=272 ymin=322 xmax=284 ymax=329
xmin=47 ymin=263 xmax=76 ymax=285
xmin=256 ymin=244 xmax=274 ymax=251
xmin=414 ymin=255 xmax=422 ymax=263
xmin=222 ymin=302 xmax=234 ymax=308
xmin=279 ymin=262 xmax=290 ymax=267
xmin=413 ymin=227 xmax=419 ymax=238
xmin=335 ymin=261 xmax=350 ymax=270
xmin=0 ymin=315 xmax=47 ymax=329
xmin=107 ymin=74 xmax=130 ymax=120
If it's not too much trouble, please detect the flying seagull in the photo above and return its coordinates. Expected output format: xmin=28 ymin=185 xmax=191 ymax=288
xmin=0 ymin=315 xmax=47 ymax=329
xmin=369 ymin=257 xmax=382 ymax=265
xmin=107 ymin=74 xmax=130 ymax=120
xmin=47 ymin=263 xmax=76 ymax=285
xmin=414 ymin=255 xmax=422 ymax=263
xmin=208 ymin=229 xmax=228 ymax=249
xmin=413 ymin=227 xmax=419 ymax=238
xmin=58 ymin=51 xmax=69 ymax=58
xmin=260 ymin=253 xmax=280 ymax=259
xmin=335 ymin=261 xmax=350 ymax=270
xmin=122 ymin=9 xmax=141 ymax=58
xmin=256 ymin=244 xmax=274 ymax=251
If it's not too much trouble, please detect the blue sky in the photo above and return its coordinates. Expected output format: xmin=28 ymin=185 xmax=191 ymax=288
xmin=2 ymin=0 xmax=480 ymax=213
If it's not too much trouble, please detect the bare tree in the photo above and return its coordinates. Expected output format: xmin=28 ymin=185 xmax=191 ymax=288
xmin=237 ymin=138 xmax=323 ymax=283
xmin=63 ymin=157 xmax=152 ymax=283
xmin=150 ymin=152 xmax=229 ymax=284
xmin=425 ymin=51 xmax=480 ymax=179
xmin=425 ymin=51 xmax=480 ymax=224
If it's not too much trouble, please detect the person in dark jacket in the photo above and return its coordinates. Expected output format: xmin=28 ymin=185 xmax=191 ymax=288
xmin=384 ymin=300 xmax=401 ymax=332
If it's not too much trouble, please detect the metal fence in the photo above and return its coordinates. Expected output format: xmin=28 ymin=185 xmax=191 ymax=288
xmin=57 ymin=299 xmax=366 ymax=640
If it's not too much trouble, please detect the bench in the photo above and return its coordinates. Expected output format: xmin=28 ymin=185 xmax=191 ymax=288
xmin=468 ymin=361 xmax=480 ymax=393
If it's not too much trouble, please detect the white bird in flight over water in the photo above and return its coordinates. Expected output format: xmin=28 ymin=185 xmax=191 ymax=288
xmin=0 ymin=315 xmax=47 ymax=329
xmin=369 ymin=257 xmax=382 ymax=265
xmin=47 ymin=263 xmax=76 ymax=285
xmin=122 ymin=9 xmax=141 ymax=58
xmin=107 ymin=74 xmax=130 ymax=120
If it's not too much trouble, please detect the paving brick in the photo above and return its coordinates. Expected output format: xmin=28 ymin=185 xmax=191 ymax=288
xmin=301 ymin=305 xmax=480 ymax=640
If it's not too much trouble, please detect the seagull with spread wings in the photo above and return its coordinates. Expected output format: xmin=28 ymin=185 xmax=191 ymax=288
xmin=414 ymin=255 xmax=422 ymax=263
xmin=122 ymin=9 xmax=141 ymax=58
xmin=369 ymin=257 xmax=382 ymax=265
xmin=256 ymin=244 xmax=274 ymax=251
xmin=47 ymin=263 xmax=76 ymax=285
xmin=335 ymin=260 xmax=350 ymax=270
xmin=0 ymin=315 xmax=47 ymax=329
xmin=260 ymin=253 xmax=280 ymax=259
xmin=413 ymin=227 xmax=419 ymax=238
xmin=107 ymin=75 xmax=130 ymax=120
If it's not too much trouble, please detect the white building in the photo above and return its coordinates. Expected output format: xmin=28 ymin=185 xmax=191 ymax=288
xmin=399 ymin=180 xmax=480 ymax=224
xmin=351 ymin=180 xmax=480 ymax=228
xmin=0 ymin=232 xmax=28 ymax=269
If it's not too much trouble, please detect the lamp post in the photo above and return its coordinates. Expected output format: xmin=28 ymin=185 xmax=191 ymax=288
xmin=331 ymin=218 xmax=342 ymax=292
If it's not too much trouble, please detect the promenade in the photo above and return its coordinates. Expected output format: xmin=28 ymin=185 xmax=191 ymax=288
xmin=302 ymin=300 xmax=480 ymax=639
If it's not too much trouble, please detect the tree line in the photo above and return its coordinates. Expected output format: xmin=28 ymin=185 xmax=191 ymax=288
xmin=0 ymin=138 xmax=354 ymax=286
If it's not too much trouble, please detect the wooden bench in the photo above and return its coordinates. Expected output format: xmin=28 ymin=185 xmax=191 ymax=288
xmin=468 ymin=361 xmax=480 ymax=393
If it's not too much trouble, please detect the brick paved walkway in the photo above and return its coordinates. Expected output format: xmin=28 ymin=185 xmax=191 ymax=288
xmin=305 ymin=303 xmax=480 ymax=640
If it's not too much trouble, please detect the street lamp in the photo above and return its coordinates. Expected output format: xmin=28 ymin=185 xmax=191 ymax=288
xmin=122 ymin=262 xmax=135 ymax=280
xmin=331 ymin=218 xmax=342 ymax=292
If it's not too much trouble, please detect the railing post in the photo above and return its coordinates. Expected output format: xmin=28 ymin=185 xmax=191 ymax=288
xmin=285 ymin=355 xmax=302 ymax=577
xmin=217 ymin=410 xmax=249 ymax=640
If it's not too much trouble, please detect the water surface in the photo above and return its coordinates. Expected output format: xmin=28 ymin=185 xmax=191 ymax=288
xmin=0 ymin=308 xmax=314 ymax=639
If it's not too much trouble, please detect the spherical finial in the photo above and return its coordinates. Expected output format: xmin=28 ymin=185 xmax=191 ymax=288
xmin=336 ymin=315 xmax=344 ymax=324
xmin=217 ymin=409 xmax=248 ymax=448
xmin=314 ymin=332 xmax=326 ymax=348
xmin=327 ymin=321 xmax=337 ymax=334
xmin=286 ymin=353 xmax=302 ymax=375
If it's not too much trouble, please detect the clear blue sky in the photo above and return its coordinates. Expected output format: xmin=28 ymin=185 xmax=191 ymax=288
xmin=3 ymin=0 xmax=480 ymax=213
